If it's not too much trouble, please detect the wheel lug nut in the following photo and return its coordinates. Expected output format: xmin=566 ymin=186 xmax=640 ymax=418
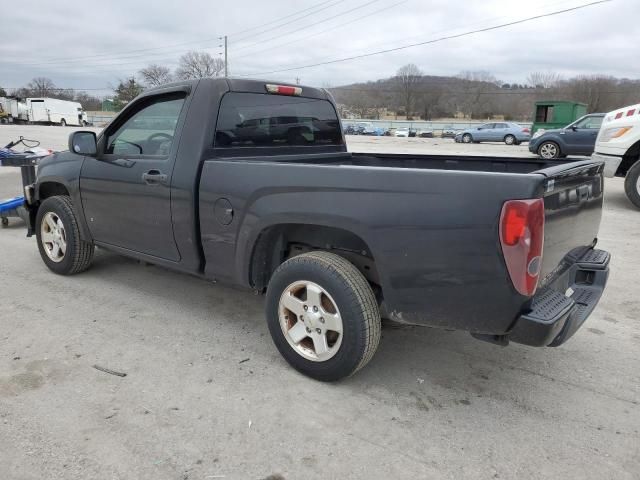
xmin=316 ymin=328 xmax=322 ymax=334
xmin=313 ymin=306 xmax=318 ymax=312
xmin=319 ymin=317 xmax=325 ymax=323
xmin=306 ymin=327 xmax=311 ymax=333
xmin=303 ymin=305 xmax=308 ymax=311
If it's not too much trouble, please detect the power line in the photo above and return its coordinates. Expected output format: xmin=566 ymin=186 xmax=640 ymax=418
xmin=233 ymin=0 xmax=409 ymax=61
xmin=3 ymin=0 xmax=339 ymax=67
xmin=229 ymin=0 xmax=342 ymax=41
xmin=231 ymin=0 xmax=383 ymax=53
xmin=235 ymin=0 xmax=613 ymax=77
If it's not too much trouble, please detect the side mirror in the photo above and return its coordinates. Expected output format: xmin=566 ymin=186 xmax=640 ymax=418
xmin=69 ymin=131 xmax=97 ymax=156
xmin=570 ymin=125 xmax=578 ymax=131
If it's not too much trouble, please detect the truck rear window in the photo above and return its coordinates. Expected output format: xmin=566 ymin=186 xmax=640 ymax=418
xmin=215 ymin=93 xmax=343 ymax=148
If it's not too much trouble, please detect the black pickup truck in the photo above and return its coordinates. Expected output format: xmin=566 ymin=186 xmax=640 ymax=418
xmin=21 ymin=78 xmax=610 ymax=381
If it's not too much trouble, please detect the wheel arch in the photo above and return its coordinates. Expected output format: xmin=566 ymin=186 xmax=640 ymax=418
xmin=247 ymin=223 xmax=381 ymax=294
xmin=617 ymin=139 xmax=640 ymax=176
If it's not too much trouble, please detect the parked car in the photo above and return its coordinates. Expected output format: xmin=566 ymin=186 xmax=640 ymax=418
xmin=441 ymin=125 xmax=458 ymax=138
xmin=395 ymin=128 xmax=409 ymax=137
xmin=529 ymin=113 xmax=604 ymax=159
xmin=24 ymin=78 xmax=610 ymax=381
xmin=455 ymin=122 xmax=531 ymax=145
xmin=591 ymin=103 xmax=640 ymax=208
xmin=418 ymin=129 xmax=434 ymax=138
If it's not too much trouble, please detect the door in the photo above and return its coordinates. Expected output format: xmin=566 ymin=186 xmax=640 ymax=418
xmin=561 ymin=115 xmax=603 ymax=154
xmin=491 ymin=122 xmax=508 ymax=141
xmin=475 ymin=123 xmax=494 ymax=141
xmin=29 ymin=100 xmax=48 ymax=122
xmin=80 ymin=93 xmax=187 ymax=261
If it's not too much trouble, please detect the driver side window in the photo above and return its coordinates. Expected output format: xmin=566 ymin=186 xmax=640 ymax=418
xmin=106 ymin=94 xmax=186 ymax=157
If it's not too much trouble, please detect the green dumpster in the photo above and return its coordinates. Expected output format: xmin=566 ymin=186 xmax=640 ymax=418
xmin=532 ymin=101 xmax=587 ymax=134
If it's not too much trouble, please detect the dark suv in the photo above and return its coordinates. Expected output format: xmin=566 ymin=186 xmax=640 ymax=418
xmin=529 ymin=113 xmax=604 ymax=159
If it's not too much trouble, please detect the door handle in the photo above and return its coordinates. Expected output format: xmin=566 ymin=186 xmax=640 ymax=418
xmin=142 ymin=170 xmax=168 ymax=185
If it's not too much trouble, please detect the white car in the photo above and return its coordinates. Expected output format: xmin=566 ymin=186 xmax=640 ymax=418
xmin=591 ymin=102 xmax=640 ymax=208
xmin=395 ymin=128 xmax=409 ymax=137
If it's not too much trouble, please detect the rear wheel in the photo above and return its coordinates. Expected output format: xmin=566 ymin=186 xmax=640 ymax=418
xmin=265 ymin=251 xmax=381 ymax=381
xmin=624 ymin=160 xmax=640 ymax=209
xmin=36 ymin=195 xmax=94 ymax=275
xmin=538 ymin=141 xmax=560 ymax=159
xmin=504 ymin=134 xmax=516 ymax=145
xmin=462 ymin=133 xmax=472 ymax=143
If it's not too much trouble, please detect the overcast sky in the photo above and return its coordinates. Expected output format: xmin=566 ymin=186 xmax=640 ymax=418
xmin=1 ymin=0 xmax=637 ymax=96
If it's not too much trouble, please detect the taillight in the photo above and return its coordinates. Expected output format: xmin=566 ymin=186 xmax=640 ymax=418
xmin=522 ymin=127 xmax=530 ymax=133
xmin=265 ymin=84 xmax=302 ymax=96
xmin=499 ymin=199 xmax=545 ymax=297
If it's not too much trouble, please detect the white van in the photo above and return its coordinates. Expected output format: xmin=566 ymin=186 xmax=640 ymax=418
xmin=592 ymin=102 xmax=640 ymax=208
xmin=26 ymin=98 xmax=87 ymax=126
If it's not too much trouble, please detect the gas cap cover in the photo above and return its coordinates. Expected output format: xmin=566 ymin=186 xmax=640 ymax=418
xmin=214 ymin=198 xmax=234 ymax=225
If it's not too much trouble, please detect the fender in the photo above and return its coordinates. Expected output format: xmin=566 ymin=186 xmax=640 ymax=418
xmin=35 ymin=150 xmax=93 ymax=242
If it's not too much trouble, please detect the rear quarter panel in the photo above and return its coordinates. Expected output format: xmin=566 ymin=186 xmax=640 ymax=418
xmin=199 ymin=160 xmax=543 ymax=334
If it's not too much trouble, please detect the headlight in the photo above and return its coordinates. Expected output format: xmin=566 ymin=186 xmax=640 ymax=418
xmin=532 ymin=130 xmax=545 ymax=139
xmin=600 ymin=126 xmax=633 ymax=142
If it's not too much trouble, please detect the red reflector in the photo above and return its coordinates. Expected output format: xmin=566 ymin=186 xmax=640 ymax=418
xmin=627 ymin=109 xmax=636 ymax=116
xmin=499 ymin=199 xmax=545 ymax=296
xmin=615 ymin=112 xmax=623 ymax=119
xmin=265 ymin=84 xmax=302 ymax=96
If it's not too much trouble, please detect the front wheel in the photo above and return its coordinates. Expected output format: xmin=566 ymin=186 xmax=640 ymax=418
xmin=538 ymin=141 xmax=560 ymax=159
xmin=624 ymin=160 xmax=640 ymax=209
xmin=35 ymin=195 xmax=94 ymax=275
xmin=265 ymin=251 xmax=381 ymax=381
xmin=462 ymin=133 xmax=472 ymax=143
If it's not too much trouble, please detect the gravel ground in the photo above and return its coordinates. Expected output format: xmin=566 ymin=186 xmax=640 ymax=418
xmin=1 ymin=125 xmax=639 ymax=480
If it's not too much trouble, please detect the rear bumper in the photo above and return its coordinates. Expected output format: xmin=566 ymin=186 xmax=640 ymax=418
xmin=591 ymin=152 xmax=622 ymax=177
xmin=509 ymin=248 xmax=610 ymax=347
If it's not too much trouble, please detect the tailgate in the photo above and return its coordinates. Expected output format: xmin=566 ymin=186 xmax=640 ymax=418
xmin=537 ymin=160 xmax=604 ymax=284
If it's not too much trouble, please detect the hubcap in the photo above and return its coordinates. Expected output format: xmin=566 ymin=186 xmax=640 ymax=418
xmin=506 ymin=136 xmax=514 ymax=144
xmin=463 ymin=134 xmax=471 ymax=143
xmin=40 ymin=212 xmax=67 ymax=262
xmin=636 ymin=175 xmax=640 ymax=195
xmin=540 ymin=143 xmax=557 ymax=158
xmin=278 ymin=281 xmax=343 ymax=362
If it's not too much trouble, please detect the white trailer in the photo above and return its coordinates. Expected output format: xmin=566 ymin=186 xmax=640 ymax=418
xmin=26 ymin=98 xmax=87 ymax=126
xmin=0 ymin=97 xmax=29 ymax=124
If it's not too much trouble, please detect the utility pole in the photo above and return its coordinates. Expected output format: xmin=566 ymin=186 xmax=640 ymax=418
xmin=219 ymin=35 xmax=228 ymax=77
xmin=224 ymin=35 xmax=228 ymax=77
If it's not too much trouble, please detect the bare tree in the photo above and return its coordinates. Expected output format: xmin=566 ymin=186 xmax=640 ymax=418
xmin=27 ymin=77 xmax=57 ymax=97
xmin=395 ymin=64 xmax=423 ymax=118
xmin=526 ymin=71 xmax=562 ymax=89
xmin=139 ymin=64 xmax=173 ymax=87
xmin=175 ymin=51 xmax=224 ymax=80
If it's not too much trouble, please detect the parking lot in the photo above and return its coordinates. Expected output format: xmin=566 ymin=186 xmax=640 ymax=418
xmin=1 ymin=125 xmax=639 ymax=479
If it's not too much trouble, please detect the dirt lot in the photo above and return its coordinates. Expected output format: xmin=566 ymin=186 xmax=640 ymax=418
xmin=1 ymin=125 xmax=639 ymax=480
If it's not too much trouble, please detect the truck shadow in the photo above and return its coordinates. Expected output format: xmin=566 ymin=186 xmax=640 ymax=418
xmin=85 ymin=248 xmax=577 ymax=405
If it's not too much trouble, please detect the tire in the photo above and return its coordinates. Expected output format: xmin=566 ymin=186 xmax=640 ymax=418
xmin=504 ymin=134 xmax=516 ymax=145
xmin=462 ymin=133 xmax=472 ymax=143
xmin=35 ymin=195 xmax=94 ymax=275
xmin=538 ymin=141 xmax=561 ymax=159
xmin=60 ymin=119 xmax=66 ymax=127
xmin=624 ymin=160 xmax=640 ymax=209
xmin=265 ymin=251 xmax=381 ymax=381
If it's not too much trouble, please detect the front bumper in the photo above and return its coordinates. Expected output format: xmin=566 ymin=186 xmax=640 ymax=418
xmin=591 ymin=152 xmax=622 ymax=178
xmin=509 ymin=248 xmax=610 ymax=347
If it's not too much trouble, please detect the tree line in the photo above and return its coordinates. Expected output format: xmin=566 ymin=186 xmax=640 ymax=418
xmin=330 ymin=64 xmax=640 ymax=121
